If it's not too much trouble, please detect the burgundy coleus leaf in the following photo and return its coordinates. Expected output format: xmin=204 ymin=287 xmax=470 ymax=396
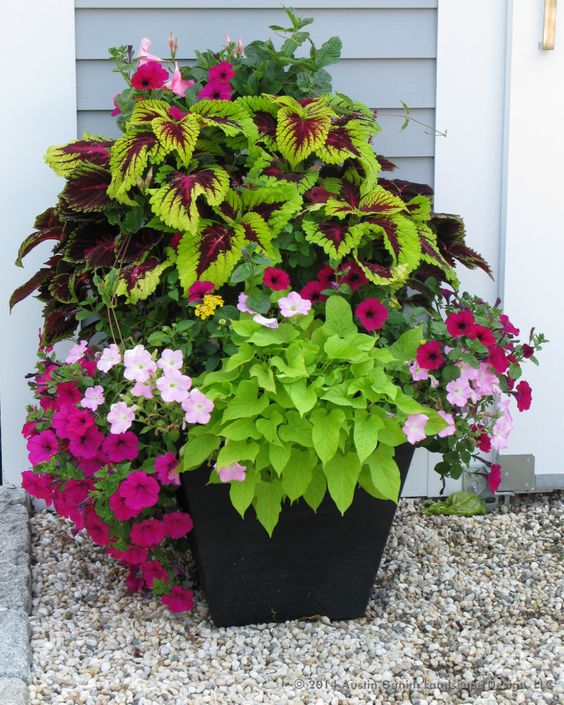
xmin=276 ymin=99 xmax=333 ymax=168
xmin=122 ymin=256 xmax=161 ymax=291
xmin=380 ymin=178 xmax=434 ymax=201
xmin=9 ymin=268 xmax=52 ymax=310
xmin=302 ymin=218 xmax=365 ymax=261
xmin=42 ymin=304 xmax=78 ymax=345
xmin=45 ymin=137 xmax=114 ymax=177
xmin=48 ymin=272 xmax=77 ymax=304
xmin=62 ymin=164 xmax=112 ymax=213
xmin=64 ymin=222 xmax=119 ymax=267
xmin=254 ymin=112 xmax=278 ymax=141
xmin=15 ymin=208 xmax=64 ymax=266
xmin=152 ymin=113 xmax=200 ymax=166
xmin=120 ymin=229 xmax=164 ymax=264
xmin=430 ymin=213 xmax=493 ymax=277
xmin=376 ymin=155 xmax=398 ymax=171
xmin=108 ymin=131 xmax=164 ymax=204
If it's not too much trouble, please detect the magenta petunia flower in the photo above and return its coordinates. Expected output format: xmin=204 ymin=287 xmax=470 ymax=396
xmin=68 ymin=426 xmax=105 ymax=459
xmin=445 ymin=309 xmax=476 ymax=338
xmin=300 ymin=280 xmax=327 ymax=304
xmin=27 ymin=430 xmax=58 ymax=466
xmin=515 ymin=380 xmax=532 ymax=411
xmin=78 ymin=455 xmax=105 ymax=477
xmin=111 ymin=93 xmax=122 ymax=117
xmin=161 ymin=586 xmax=194 ymax=613
xmin=131 ymin=60 xmax=169 ymax=90
xmin=488 ymin=346 xmax=509 ymax=374
xmin=522 ymin=344 xmax=534 ymax=359
xmin=187 ymin=280 xmax=215 ymax=302
xmin=168 ymin=107 xmax=187 ymax=122
xmin=198 ymin=80 xmax=232 ymax=101
xmin=51 ymin=405 xmax=75 ymax=439
xmin=108 ymin=545 xmax=148 ymax=565
xmin=402 ymin=414 xmax=429 ymax=444
xmin=162 ymin=512 xmax=194 ymax=539
xmin=103 ymin=432 xmax=139 ymax=463
xmin=338 ymin=262 xmax=369 ymax=292
xmin=109 ymin=490 xmax=140 ymax=520
xmin=487 ymin=463 xmax=502 ymax=493
xmin=208 ymin=61 xmax=235 ymax=82
xmin=84 ymin=509 xmax=111 ymax=547
xmin=263 ymin=267 xmax=290 ymax=291
xmin=416 ymin=341 xmax=445 ymax=371
xmin=118 ymin=471 xmax=160 ymax=512
xmin=316 ymin=265 xmax=336 ymax=287
xmin=130 ymin=519 xmax=166 ymax=548
xmin=21 ymin=471 xmax=53 ymax=504
xmin=126 ymin=567 xmax=145 ymax=593
xmin=141 ymin=560 xmax=170 ymax=588
xmin=355 ymin=298 xmax=388 ymax=332
xmin=55 ymin=381 xmax=82 ymax=408
xmin=21 ymin=421 xmax=38 ymax=439
xmin=499 ymin=314 xmax=520 ymax=336
xmin=154 ymin=452 xmax=180 ymax=486
xmin=470 ymin=324 xmax=496 ymax=349
xmin=80 ymin=359 xmax=97 ymax=377
xmin=66 ymin=409 xmax=95 ymax=437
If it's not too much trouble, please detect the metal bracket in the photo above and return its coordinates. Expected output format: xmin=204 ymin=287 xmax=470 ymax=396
xmin=541 ymin=0 xmax=557 ymax=50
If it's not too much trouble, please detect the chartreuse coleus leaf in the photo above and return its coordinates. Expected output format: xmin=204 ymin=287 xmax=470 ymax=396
xmin=190 ymin=99 xmax=259 ymax=141
xmin=113 ymin=260 xmax=172 ymax=304
xmin=418 ymin=223 xmax=458 ymax=284
xmin=302 ymin=218 xmax=369 ymax=261
xmin=323 ymin=452 xmax=361 ymax=514
xmin=152 ymin=112 xmax=201 ymax=167
xmin=254 ymin=480 xmax=284 ymax=537
xmin=176 ymin=220 xmax=246 ymax=291
xmin=240 ymin=183 xmax=302 ymax=236
xmin=236 ymin=95 xmax=280 ymax=149
xmin=149 ymin=166 xmax=230 ymax=233
xmin=365 ymin=444 xmax=401 ymax=503
xmin=44 ymin=134 xmax=114 ymax=177
xmin=108 ymin=132 xmax=165 ymax=205
xmin=275 ymin=96 xmax=335 ymax=168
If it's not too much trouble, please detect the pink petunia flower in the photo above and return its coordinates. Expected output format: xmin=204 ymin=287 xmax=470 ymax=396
xmin=409 ymin=361 xmax=430 ymax=382
xmin=253 ymin=314 xmax=279 ymax=329
xmin=21 ymin=471 xmax=53 ymax=504
xmin=237 ymin=292 xmax=257 ymax=314
xmin=157 ymin=349 xmax=183 ymax=374
xmin=123 ymin=345 xmax=156 ymax=383
xmin=162 ymin=512 xmax=194 ymax=539
xmin=118 ymin=471 xmax=160 ymax=512
xmin=109 ymin=490 xmax=140 ymax=520
xmin=130 ymin=519 xmax=166 ymax=548
xmin=437 ymin=410 xmax=456 ymax=438
xmin=208 ymin=61 xmax=235 ymax=82
xmin=81 ymin=385 xmax=105 ymax=411
xmin=111 ymin=94 xmax=122 ymax=117
xmin=141 ymin=560 xmax=170 ymax=588
xmin=131 ymin=61 xmax=169 ymax=90
xmin=161 ymin=586 xmax=194 ymax=613
xmin=156 ymin=369 xmax=192 ymax=403
xmin=107 ymin=401 xmax=135 ymax=434
xmin=487 ymin=464 xmax=503 ymax=493
xmin=181 ymin=389 xmax=214 ymax=424
xmin=65 ymin=340 xmax=88 ymax=364
xmin=278 ymin=291 xmax=312 ymax=318
xmin=97 ymin=343 xmax=121 ymax=372
xmin=446 ymin=378 xmax=473 ymax=407
xmin=131 ymin=381 xmax=153 ymax=399
xmin=103 ymin=432 xmax=139 ymax=463
xmin=27 ymin=430 xmax=58 ymax=465
xmin=154 ymin=452 xmax=181 ymax=486
xmin=164 ymin=62 xmax=194 ymax=96
xmin=187 ymin=280 xmax=215 ymax=302
xmin=126 ymin=567 xmax=145 ymax=593
xmin=56 ymin=381 xmax=82 ymax=408
xmin=263 ymin=267 xmax=290 ymax=291
xmin=217 ymin=462 xmax=247 ymax=482
xmin=402 ymin=414 xmax=429 ymax=444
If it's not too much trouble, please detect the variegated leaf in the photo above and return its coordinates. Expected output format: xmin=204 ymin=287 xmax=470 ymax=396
xmin=152 ymin=113 xmax=201 ymax=166
xmin=62 ymin=164 xmax=112 ymax=212
xmin=45 ymin=136 xmax=114 ymax=177
xmin=108 ymin=132 xmax=164 ymax=204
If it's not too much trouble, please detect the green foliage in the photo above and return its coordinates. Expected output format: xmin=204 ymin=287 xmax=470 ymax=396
xmin=421 ymin=491 xmax=488 ymax=516
xmin=180 ymin=297 xmax=445 ymax=534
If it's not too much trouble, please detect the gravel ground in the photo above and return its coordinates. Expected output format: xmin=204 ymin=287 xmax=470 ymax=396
xmin=29 ymin=494 xmax=563 ymax=705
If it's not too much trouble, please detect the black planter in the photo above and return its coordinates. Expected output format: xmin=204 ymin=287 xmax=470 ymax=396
xmin=180 ymin=444 xmax=414 ymax=627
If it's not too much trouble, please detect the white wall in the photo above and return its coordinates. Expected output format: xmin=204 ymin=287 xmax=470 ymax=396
xmin=502 ymin=1 xmax=564 ymax=478
xmin=1 ymin=0 xmax=76 ymax=485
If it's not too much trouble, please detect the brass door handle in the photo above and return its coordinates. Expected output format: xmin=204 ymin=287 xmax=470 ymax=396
xmin=541 ymin=0 xmax=557 ymax=50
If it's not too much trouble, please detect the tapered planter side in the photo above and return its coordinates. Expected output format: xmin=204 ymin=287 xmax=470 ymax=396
xmin=180 ymin=444 xmax=415 ymax=627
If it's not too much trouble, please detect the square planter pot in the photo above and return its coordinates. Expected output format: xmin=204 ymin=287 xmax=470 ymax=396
xmin=180 ymin=444 xmax=414 ymax=627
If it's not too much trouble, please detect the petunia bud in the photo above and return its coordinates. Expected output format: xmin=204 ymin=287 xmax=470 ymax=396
xmin=225 ymin=33 xmax=232 ymax=46
xmin=168 ymin=32 xmax=178 ymax=58
xmin=237 ymin=37 xmax=244 ymax=56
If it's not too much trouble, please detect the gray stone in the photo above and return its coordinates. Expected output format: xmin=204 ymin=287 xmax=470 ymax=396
xmin=0 ymin=677 xmax=28 ymax=705
xmin=0 ymin=611 xmax=30 ymax=684
xmin=0 ymin=508 xmax=29 ymax=559
xmin=0 ymin=488 xmax=29 ymax=510
xmin=0 ymin=560 xmax=31 ymax=614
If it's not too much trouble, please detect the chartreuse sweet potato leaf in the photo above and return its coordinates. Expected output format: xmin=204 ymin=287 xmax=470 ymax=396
xmin=389 ymin=327 xmax=424 ymax=361
xmin=150 ymin=166 xmax=230 ymax=233
xmin=287 ymin=378 xmax=317 ymax=416
xmin=324 ymin=452 xmax=361 ymax=514
xmin=254 ymin=480 xmax=284 ymax=536
xmin=366 ymin=444 xmax=401 ymax=503
xmin=216 ymin=440 xmax=259 ymax=468
xmin=181 ymin=432 xmax=221 ymax=470
xmin=353 ymin=410 xmax=383 ymax=463
xmin=311 ymin=408 xmax=345 ymax=465
xmin=303 ymin=465 xmax=327 ymax=511
xmin=222 ymin=379 xmax=269 ymax=422
xmin=324 ymin=295 xmax=356 ymax=337
xmin=282 ymin=448 xmax=316 ymax=501
xmin=230 ymin=469 xmax=257 ymax=518
xmin=219 ymin=418 xmax=261 ymax=441
xmin=269 ymin=443 xmax=292 ymax=476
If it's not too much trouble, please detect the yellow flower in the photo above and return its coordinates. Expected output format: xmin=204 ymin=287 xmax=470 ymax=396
xmin=195 ymin=294 xmax=224 ymax=320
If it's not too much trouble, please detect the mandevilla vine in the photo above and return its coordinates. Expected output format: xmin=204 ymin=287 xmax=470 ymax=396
xmin=12 ymin=10 xmax=544 ymax=613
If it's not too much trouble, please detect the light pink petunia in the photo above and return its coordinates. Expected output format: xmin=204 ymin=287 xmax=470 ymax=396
xmin=164 ymin=62 xmax=194 ymax=96
xmin=437 ymin=410 xmax=456 ymax=438
xmin=182 ymin=389 xmax=214 ymax=424
xmin=97 ymin=344 xmax=121 ymax=372
xmin=446 ymin=378 xmax=473 ymax=407
xmin=81 ymin=385 xmax=105 ymax=411
xmin=217 ymin=462 xmax=247 ymax=482
xmin=107 ymin=401 xmax=135 ymax=434
xmin=157 ymin=349 xmax=183 ymax=374
xmin=123 ymin=345 xmax=156 ymax=383
xmin=402 ymin=414 xmax=429 ymax=445
xmin=474 ymin=362 xmax=500 ymax=397
xmin=131 ymin=381 xmax=153 ymax=399
xmin=237 ymin=292 xmax=256 ymax=314
xmin=156 ymin=370 xmax=192 ymax=403
xmin=409 ymin=361 xmax=430 ymax=382
xmin=278 ymin=291 xmax=311 ymax=318
xmin=65 ymin=340 xmax=88 ymax=364
xmin=253 ymin=314 xmax=279 ymax=329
